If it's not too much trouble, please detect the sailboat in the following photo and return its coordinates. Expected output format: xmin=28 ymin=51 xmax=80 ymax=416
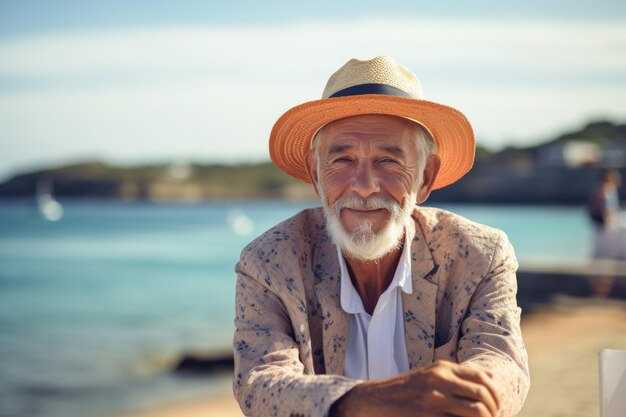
xmin=36 ymin=178 xmax=64 ymax=221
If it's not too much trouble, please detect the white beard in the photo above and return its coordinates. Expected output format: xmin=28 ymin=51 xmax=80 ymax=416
xmin=322 ymin=193 xmax=416 ymax=261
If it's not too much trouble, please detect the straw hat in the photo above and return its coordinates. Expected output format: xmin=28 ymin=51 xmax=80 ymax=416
xmin=269 ymin=56 xmax=475 ymax=190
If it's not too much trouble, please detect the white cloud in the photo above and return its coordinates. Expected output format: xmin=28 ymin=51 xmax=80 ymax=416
xmin=0 ymin=17 xmax=625 ymax=178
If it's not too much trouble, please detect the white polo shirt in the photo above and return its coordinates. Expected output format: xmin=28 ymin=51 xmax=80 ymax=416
xmin=338 ymin=233 xmax=413 ymax=380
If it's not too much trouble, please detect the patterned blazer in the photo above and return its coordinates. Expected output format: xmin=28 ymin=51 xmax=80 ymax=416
xmin=233 ymin=207 xmax=529 ymax=417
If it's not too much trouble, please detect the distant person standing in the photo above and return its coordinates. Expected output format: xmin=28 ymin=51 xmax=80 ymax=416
xmin=588 ymin=170 xmax=621 ymax=232
xmin=588 ymin=169 xmax=625 ymax=295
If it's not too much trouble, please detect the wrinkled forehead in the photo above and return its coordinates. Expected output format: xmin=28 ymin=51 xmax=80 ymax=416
xmin=312 ymin=114 xmax=423 ymax=150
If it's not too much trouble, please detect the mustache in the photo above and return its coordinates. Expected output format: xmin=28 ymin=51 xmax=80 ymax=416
xmin=328 ymin=196 xmax=402 ymax=215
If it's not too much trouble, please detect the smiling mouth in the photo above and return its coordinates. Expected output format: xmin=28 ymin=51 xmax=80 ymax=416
xmin=344 ymin=208 xmax=386 ymax=214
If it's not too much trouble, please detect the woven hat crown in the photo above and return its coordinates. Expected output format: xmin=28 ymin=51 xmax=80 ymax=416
xmin=322 ymin=56 xmax=424 ymax=99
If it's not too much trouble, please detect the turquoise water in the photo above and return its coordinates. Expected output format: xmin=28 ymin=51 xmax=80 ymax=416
xmin=0 ymin=200 xmax=598 ymax=417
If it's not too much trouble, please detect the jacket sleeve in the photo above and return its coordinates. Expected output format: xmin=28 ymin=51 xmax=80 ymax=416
xmin=457 ymin=232 xmax=530 ymax=417
xmin=233 ymin=261 xmax=359 ymax=417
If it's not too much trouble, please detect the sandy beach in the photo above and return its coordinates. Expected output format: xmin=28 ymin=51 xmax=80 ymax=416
xmin=518 ymin=296 xmax=626 ymax=417
xmin=112 ymin=296 xmax=626 ymax=417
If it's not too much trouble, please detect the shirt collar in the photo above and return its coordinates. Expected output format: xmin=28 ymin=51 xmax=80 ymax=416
xmin=339 ymin=228 xmax=413 ymax=315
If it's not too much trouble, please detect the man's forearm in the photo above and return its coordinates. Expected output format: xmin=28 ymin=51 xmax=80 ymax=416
xmin=329 ymin=361 xmax=501 ymax=417
xmin=329 ymin=383 xmax=368 ymax=417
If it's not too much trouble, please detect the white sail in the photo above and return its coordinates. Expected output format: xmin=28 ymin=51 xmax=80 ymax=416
xmin=36 ymin=178 xmax=64 ymax=222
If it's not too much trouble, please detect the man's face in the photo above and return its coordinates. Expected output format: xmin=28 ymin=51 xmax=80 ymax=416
xmin=306 ymin=114 xmax=439 ymax=261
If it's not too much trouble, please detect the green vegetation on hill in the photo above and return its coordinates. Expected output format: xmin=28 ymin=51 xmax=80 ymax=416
xmin=0 ymin=160 xmax=316 ymax=201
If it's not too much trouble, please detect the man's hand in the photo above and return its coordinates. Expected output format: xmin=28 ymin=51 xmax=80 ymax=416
xmin=330 ymin=360 xmax=501 ymax=417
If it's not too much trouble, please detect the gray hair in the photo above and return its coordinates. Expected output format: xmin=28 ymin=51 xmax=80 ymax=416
xmin=311 ymin=119 xmax=437 ymax=191
xmin=413 ymin=123 xmax=437 ymax=190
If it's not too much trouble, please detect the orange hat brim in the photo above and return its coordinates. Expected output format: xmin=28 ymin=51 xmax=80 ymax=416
xmin=269 ymin=95 xmax=475 ymax=190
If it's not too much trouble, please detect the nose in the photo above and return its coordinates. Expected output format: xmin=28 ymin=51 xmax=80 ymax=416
xmin=351 ymin=160 xmax=379 ymax=198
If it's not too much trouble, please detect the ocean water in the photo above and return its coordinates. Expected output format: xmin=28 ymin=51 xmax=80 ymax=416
xmin=0 ymin=200 xmax=599 ymax=417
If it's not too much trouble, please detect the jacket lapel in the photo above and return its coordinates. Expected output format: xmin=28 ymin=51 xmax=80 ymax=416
xmin=402 ymin=210 xmax=439 ymax=370
xmin=312 ymin=231 xmax=350 ymax=376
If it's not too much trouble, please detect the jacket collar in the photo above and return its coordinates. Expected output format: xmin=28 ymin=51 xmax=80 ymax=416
xmin=401 ymin=208 xmax=438 ymax=370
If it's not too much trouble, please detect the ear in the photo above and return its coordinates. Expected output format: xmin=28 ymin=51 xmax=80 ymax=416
xmin=416 ymin=154 xmax=441 ymax=204
xmin=305 ymin=149 xmax=321 ymax=197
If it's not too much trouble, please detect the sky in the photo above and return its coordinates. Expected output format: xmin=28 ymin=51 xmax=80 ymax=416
xmin=1 ymin=1 xmax=625 ymax=180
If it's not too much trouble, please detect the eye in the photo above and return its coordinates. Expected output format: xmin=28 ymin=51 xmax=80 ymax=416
xmin=332 ymin=157 xmax=354 ymax=165
xmin=378 ymin=157 xmax=400 ymax=165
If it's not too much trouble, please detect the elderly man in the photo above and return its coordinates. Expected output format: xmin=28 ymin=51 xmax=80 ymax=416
xmin=233 ymin=56 xmax=529 ymax=417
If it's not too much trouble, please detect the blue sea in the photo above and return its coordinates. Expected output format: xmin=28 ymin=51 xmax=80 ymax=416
xmin=0 ymin=200 xmax=600 ymax=417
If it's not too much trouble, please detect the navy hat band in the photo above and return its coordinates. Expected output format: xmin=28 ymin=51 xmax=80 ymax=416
xmin=329 ymin=83 xmax=412 ymax=99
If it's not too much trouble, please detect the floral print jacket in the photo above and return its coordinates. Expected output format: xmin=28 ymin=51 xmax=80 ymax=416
xmin=233 ymin=207 xmax=529 ymax=417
